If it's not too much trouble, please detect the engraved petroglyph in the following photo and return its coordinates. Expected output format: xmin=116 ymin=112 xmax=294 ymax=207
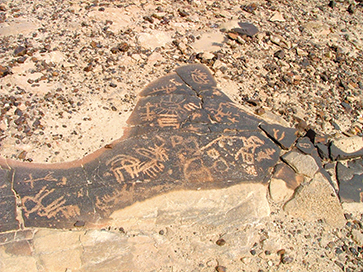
xmin=22 ymin=187 xmax=80 ymax=219
xmin=106 ymin=144 xmax=169 ymax=183
xmin=22 ymin=173 xmax=58 ymax=189
xmin=191 ymin=69 xmax=210 ymax=84
xmin=183 ymin=156 xmax=213 ymax=182
xmin=235 ymin=136 xmax=265 ymax=164
xmin=213 ymin=102 xmax=238 ymax=123
xmin=201 ymin=135 xmax=265 ymax=165
xmin=256 ymin=148 xmax=277 ymax=162
xmin=95 ymin=183 xmax=136 ymax=213
xmin=273 ymin=128 xmax=285 ymax=141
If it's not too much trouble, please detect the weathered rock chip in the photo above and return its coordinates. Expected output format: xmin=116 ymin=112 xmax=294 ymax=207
xmin=269 ymin=163 xmax=303 ymax=203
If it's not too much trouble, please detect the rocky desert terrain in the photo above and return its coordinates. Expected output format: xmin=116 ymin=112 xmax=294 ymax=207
xmin=0 ymin=0 xmax=363 ymax=271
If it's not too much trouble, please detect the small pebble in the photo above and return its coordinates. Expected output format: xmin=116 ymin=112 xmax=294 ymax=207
xmin=216 ymin=238 xmax=226 ymax=246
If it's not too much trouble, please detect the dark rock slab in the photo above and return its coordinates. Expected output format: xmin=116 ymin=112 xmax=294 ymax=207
xmin=316 ymin=143 xmax=330 ymax=160
xmin=337 ymin=158 xmax=363 ymax=203
xmin=233 ymin=22 xmax=259 ymax=37
xmin=0 ymin=167 xmax=18 ymax=232
xmin=260 ymin=122 xmax=298 ymax=149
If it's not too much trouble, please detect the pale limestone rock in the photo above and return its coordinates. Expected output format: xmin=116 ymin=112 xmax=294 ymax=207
xmin=270 ymin=12 xmax=285 ymax=22
xmin=110 ymin=183 xmax=270 ymax=230
xmin=270 ymin=34 xmax=291 ymax=49
xmin=281 ymin=151 xmax=319 ymax=178
xmin=192 ymin=31 xmax=226 ymax=52
xmin=0 ymin=252 xmax=37 ymax=272
xmin=137 ymin=31 xmax=173 ymax=49
xmin=33 ymin=230 xmax=83 ymax=271
xmin=269 ymin=178 xmax=295 ymax=203
xmin=303 ymin=21 xmax=331 ymax=36
xmin=284 ymin=173 xmax=346 ymax=228
xmin=0 ymin=18 xmax=40 ymax=37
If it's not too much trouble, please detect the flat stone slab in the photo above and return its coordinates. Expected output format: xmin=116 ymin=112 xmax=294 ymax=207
xmin=0 ymin=64 xmax=281 ymax=231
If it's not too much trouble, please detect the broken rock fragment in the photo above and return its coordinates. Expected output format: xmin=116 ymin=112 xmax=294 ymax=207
xmin=269 ymin=163 xmax=303 ymax=203
xmin=284 ymin=172 xmax=346 ymax=228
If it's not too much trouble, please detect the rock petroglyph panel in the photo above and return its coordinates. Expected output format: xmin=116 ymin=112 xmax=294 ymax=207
xmin=0 ymin=63 xmax=310 ymax=232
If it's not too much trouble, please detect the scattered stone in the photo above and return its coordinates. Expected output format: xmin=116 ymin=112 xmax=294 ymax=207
xmin=74 ymin=221 xmax=85 ymax=227
xmin=296 ymin=48 xmax=308 ymax=56
xmin=281 ymin=254 xmax=294 ymax=264
xmin=270 ymin=163 xmax=303 ymax=202
xmin=215 ymin=265 xmax=227 ymax=272
xmin=281 ymin=151 xmax=319 ymax=178
xmin=0 ymin=12 xmax=5 ymax=23
xmin=178 ymin=9 xmax=189 ymax=17
xmin=240 ymin=3 xmax=258 ymax=14
xmin=347 ymin=4 xmax=355 ymax=14
xmin=328 ymin=0 xmax=336 ymax=8
xmin=270 ymin=35 xmax=290 ymax=49
xmin=352 ymin=229 xmax=363 ymax=246
xmin=260 ymin=122 xmax=298 ymax=149
xmin=233 ymin=22 xmax=259 ymax=37
xmin=330 ymin=136 xmax=363 ymax=160
xmin=270 ymin=12 xmax=285 ymax=22
xmin=216 ymin=238 xmax=226 ymax=246
xmin=0 ymin=65 xmax=10 ymax=78
xmin=274 ymin=49 xmax=285 ymax=59
xmin=111 ymin=42 xmax=129 ymax=54
xmin=284 ymin=172 xmax=346 ymax=228
xmin=13 ymin=46 xmax=27 ymax=57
